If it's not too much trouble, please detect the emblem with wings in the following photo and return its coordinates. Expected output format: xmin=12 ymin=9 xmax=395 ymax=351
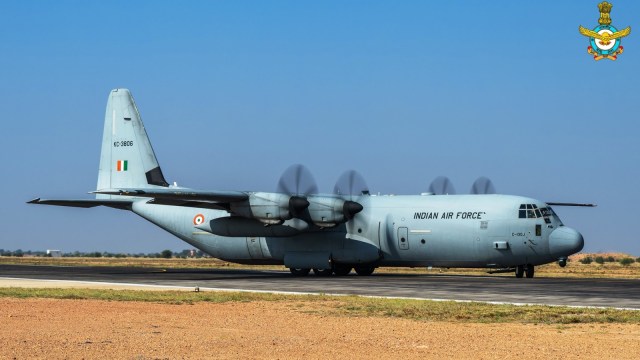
xmin=579 ymin=2 xmax=630 ymax=61
xmin=579 ymin=25 xmax=630 ymax=46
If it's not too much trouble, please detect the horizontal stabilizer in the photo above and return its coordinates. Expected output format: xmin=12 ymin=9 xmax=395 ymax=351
xmin=92 ymin=188 xmax=249 ymax=203
xmin=27 ymin=198 xmax=133 ymax=210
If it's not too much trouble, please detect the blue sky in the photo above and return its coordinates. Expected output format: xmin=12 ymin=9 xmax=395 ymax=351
xmin=1 ymin=1 xmax=638 ymax=255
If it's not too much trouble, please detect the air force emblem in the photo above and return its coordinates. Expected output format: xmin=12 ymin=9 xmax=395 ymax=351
xmin=579 ymin=2 xmax=630 ymax=61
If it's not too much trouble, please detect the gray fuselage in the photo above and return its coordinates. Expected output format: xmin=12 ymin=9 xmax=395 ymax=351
xmin=132 ymin=193 xmax=583 ymax=269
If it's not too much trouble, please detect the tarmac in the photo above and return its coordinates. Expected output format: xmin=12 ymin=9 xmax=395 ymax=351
xmin=1 ymin=264 xmax=639 ymax=309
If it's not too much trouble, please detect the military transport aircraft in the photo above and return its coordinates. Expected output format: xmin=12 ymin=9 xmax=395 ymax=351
xmin=29 ymin=89 xmax=593 ymax=278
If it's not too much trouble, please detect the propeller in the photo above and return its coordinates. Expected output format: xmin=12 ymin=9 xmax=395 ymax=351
xmin=333 ymin=170 xmax=368 ymax=220
xmin=428 ymin=176 xmax=456 ymax=195
xmin=470 ymin=176 xmax=496 ymax=194
xmin=276 ymin=164 xmax=318 ymax=217
xmin=277 ymin=164 xmax=318 ymax=195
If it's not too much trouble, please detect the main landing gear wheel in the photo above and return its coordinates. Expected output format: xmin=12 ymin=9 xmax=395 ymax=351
xmin=525 ymin=264 xmax=535 ymax=278
xmin=289 ymin=268 xmax=310 ymax=276
xmin=515 ymin=265 xmax=524 ymax=278
xmin=354 ymin=266 xmax=375 ymax=276
xmin=313 ymin=268 xmax=333 ymax=276
xmin=333 ymin=265 xmax=352 ymax=276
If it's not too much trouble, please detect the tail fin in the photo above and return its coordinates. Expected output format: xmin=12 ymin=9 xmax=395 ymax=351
xmin=96 ymin=89 xmax=168 ymax=198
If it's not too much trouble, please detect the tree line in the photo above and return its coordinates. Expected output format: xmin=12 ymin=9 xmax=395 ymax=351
xmin=0 ymin=249 xmax=207 ymax=259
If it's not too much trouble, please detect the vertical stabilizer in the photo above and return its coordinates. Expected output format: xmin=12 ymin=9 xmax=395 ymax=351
xmin=96 ymin=89 xmax=168 ymax=198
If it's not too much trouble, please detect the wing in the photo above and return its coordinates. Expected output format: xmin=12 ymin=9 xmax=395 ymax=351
xmin=610 ymin=26 xmax=631 ymax=40
xmin=92 ymin=187 xmax=249 ymax=206
xmin=579 ymin=25 xmax=604 ymax=40
xmin=29 ymin=188 xmax=249 ymax=212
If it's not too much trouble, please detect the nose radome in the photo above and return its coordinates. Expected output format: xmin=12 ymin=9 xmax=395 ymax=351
xmin=549 ymin=227 xmax=584 ymax=257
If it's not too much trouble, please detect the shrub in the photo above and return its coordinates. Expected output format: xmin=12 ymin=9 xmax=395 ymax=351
xmin=580 ymin=256 xmax=593 ymax=264
xmin=619 ymin=258 xmax=635 ymax=266
xmin=161 ymin=249 xmax=173 ymax=259
xmin=595 ymin=256 xmax=605 ymax=264
xmin=606 ymin=256 xmax=616 ymax=262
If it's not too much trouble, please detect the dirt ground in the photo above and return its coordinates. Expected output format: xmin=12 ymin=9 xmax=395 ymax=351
xmin=1 ymin=298 xmax=639 ymax=359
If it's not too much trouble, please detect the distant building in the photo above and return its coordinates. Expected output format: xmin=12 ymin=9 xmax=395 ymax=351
xmin=47 ymin=250 xmax=62 ymax=258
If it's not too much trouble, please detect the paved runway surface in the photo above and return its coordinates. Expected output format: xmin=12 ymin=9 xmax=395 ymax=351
xmin=1 ymin=265 xmax=639 ymax=309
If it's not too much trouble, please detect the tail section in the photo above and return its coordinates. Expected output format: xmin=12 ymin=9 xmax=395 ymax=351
xmin=96 ymin=89 xmax=168 ymax=198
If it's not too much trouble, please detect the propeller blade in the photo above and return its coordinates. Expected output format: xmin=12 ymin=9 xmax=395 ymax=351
xmin=333 ymin=170 xmax=369 ymax=198
xmin=333 ymin=170 xmax=369 ymax=222
xmin=276 ymin=164 xmax=317 ymax=219
xmin=276 ymin=164 xmax=318 ymax=195
xmin=429 ymin=176 xmax=456 ymax=195
xmin=470 ymin=176 xmax=496 ymax=194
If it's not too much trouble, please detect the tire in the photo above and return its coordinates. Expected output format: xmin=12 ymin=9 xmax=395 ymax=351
xmin=354 ymin=266 xmax=375 ymax=276
xmin=525 ymin=264 xmax=535 ymax=278
xmin=313 ymin=268 xmax=333 ymax=276
xmin=515 ymin=265 xmax=524 ymax=278
xmin=333 ymin=265 xmax=352 ymax=276
xmin=290 ymin=268 xmax=310 ymax=276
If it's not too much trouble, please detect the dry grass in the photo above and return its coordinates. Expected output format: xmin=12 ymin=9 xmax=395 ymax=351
xmin=0 ymin=287 xmax=638 ymax=324
xmin=1 ymin=253 xmax=639 ymax=279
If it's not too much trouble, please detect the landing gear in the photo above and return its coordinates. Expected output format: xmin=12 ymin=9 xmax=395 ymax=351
xmin=289 ymin=268 xmax=310 ymax=276
xmin=354 ymin=266 xmax=375 ymax=276
xmin=290 ymin=265 xmax=372 ymax=276
xmin=514 ymin=264 xmax=534 ymax=278
xmin=333 ymin=265 xmax=352 ymax=276
xmin=313 ymin=268 xmax=333 ymax=276
xmin=525 ymin=264 xmax=535 ymax=278
xmin=515 ymin=265 xmax=524 ymax=278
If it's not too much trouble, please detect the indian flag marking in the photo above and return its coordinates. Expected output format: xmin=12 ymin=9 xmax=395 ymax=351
xmin=116 ymin=160 xmax=128 ymax=172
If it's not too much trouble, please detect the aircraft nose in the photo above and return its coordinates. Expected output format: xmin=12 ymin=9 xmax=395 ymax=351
xmin=549 ymin=227 xmax=584 ymax=257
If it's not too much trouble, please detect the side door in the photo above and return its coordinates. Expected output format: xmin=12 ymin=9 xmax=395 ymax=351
xmin=398 ymin=227 xmax=409 ymax=250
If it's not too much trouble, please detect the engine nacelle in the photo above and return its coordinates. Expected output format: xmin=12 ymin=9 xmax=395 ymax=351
xmin=307 ymin=196 xmax=363 ymax=227
xmin=229 ymin=192 xmax=292 ymax=225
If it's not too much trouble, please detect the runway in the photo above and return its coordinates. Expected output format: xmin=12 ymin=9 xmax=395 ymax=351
xmin=1 ymin=265 xmax=639 ymax=309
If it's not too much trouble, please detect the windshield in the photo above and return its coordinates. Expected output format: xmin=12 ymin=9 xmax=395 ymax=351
xmin=541 ymin=206 xmax=563 ymax=226
xmin=519 ymin=204 xmax=562 ymax=225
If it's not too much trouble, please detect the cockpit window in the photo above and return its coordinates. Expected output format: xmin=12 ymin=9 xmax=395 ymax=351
xmin=542 ymin=206 xmax=563 ymax=225
xmin=518 ymin=204 xmax=545 ymax=219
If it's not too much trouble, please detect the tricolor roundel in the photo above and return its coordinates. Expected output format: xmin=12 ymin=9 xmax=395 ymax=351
xmin=193 ymin=214 xmax=205 ymax=225
xmin=116 ymin=160 xmax=128 ymax=172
